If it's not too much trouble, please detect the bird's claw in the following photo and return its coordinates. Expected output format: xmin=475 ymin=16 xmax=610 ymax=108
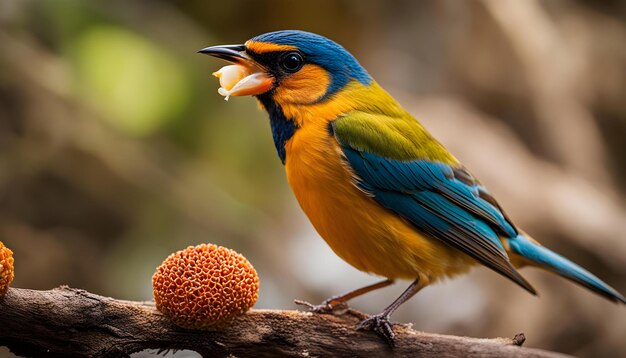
xmin=294 ymin=299 xmax=350 ymax=315
xmin=356 ymin=313 xmax=396 ymax=347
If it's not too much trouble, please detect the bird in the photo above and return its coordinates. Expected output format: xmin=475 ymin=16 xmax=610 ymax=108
xmin=199 ymin=30 xmax=626 ymax=346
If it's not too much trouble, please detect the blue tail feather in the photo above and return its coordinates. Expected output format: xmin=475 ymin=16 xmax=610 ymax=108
xmin=507 ymin=235 xmax=626 ymax=304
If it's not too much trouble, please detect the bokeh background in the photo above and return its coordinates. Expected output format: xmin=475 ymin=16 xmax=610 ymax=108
xmin=1 ymin=0 xmax=625 ymax=356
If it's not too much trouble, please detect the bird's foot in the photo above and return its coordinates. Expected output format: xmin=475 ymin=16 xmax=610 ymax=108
xmin=356 ymin=313 xmax=396 ymax=347
xmin=294 ymin=298 xmax=350 ymax=315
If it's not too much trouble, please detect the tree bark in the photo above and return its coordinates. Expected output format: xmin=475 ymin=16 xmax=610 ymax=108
xmin=0 ymin=286 xmax=570 ymax=358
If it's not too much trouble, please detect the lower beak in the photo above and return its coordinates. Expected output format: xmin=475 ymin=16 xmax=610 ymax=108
xmin=198 ymin=44 xmax=273 ymax=100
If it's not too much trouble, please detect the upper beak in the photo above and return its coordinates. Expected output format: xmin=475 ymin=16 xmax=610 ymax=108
xmin=198 ymin=43 xmax=273 ymax=100
xmin=198 ymin=44 xmax=247 ymax=63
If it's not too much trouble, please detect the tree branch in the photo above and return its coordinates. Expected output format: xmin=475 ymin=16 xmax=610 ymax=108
xmin=0 ymin=287 xmax=569 ymax=358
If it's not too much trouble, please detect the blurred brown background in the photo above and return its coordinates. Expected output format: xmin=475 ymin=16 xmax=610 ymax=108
xmin=1 ymin=0 xmax=625 ymax=356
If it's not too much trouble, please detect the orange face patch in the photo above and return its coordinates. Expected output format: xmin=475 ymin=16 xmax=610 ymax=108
xmin=245 ymin=41 xmax=298 ymax=54
xmin=273 ymin=64 xmax=331 ymax=105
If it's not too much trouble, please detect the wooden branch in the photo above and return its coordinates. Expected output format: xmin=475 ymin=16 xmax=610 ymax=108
xmin=0 ymin=287 xmax=569 ymax=358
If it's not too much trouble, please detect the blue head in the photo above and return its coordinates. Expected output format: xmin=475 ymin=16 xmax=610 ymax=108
xmin=199 ymin=30 xmax=374 ymax=163
xmin=248 ymin=30 xmax=372 ymax=100
xmin=200 ymin=30 xmax=372 ymax=102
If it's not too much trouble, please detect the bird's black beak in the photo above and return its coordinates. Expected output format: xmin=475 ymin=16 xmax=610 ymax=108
xmin=199 ymin=43 xmax=273 ymax=99
xmin=198 ymin=44 xmax=247 ymax=63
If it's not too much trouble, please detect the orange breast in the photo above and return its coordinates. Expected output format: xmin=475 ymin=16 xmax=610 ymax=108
xmin=283 ymin=120 xmax=475 ymax=281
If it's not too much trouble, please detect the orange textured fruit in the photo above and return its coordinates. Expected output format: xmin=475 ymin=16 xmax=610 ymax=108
xmin=152 ymin=243 xmax=259 ymax=328
xmin=0 ymin=241 xmax=14 ymax=297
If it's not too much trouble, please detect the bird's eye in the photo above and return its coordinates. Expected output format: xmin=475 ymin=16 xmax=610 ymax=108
xmin=280 ymin=52 xmax=304 ymax=73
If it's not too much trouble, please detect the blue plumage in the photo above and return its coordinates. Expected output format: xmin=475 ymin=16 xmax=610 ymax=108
xmin=252 ymin=30 xmax=372 ymax=98
xmin=507 ymin=235 xmax=626 ymax=303
xmin=342 ymin=147 xmax=517 ymax=239
xmin=341 ymin=146 xmax=536 ymax=292
xmin=257 ymin=91 xmax=298 ymax=164
xmin=340 ymin=144 xmax=626 ymax=302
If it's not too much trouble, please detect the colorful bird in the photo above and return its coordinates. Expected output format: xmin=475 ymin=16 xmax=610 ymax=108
xmin=199 ymin=30 xmax=625 ymax=345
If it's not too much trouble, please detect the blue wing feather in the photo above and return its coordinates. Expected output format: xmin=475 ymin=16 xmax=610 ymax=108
xmin=346 ymin=148 xmax=517 ymax=238
xmin=333 ymin=117 xmax=626 ymax=302
xmin=341 ymin=146 xmax=536 ymax=293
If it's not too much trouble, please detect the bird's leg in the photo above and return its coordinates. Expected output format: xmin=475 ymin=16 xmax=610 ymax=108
xmin=356 ymin=276 xmax=427 ymax=347
xmin=295 ymin=279 xmax=394 ymax=315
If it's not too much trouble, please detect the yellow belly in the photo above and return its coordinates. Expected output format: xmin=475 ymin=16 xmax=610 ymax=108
xmin=284 ymin=121 xmax=475 ymax=281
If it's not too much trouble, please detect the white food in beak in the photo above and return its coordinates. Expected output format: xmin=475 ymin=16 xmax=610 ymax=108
xmin=213 ymin=65 xmax=247 ymax=91
xmin=213 ymin=64 xmax=266 ymax=101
